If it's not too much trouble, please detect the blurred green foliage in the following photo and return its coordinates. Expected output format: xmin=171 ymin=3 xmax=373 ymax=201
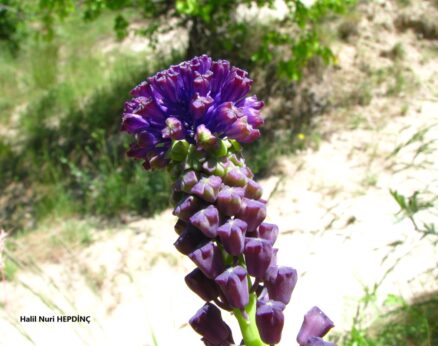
xmin=0 ymin=0 xmax=357 ymax=232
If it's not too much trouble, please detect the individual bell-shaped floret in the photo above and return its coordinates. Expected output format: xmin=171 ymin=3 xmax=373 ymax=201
xmin=297 ymin=307 xmax=335 ymax=346
xmin=304 ymin=337 xmax=337 ymax=346
xmin=217 ymin=219 xmax=247 ymax=256
xmin=245 ymin=179 xmax=263 ymax=200
xmin=244 ymin=238 xmax=273 ymax=279
xmin=173 ymin=195 xmax=204 ymax=222
xmin=238 ymin=198 xmax=266 ymax=232
xmin=223 ymin=167 xmax=247 ymax=187
xmin=216 ymin=186 xmax=245 ymax=217
xmin=264 ymin=266 xmax=298 ymax=305
xmin=256 ymin=300 xmax=285 ymax=345
xmin=185 ymin=268 xmax=221 ymax=302
xmin=190 ymin=205 xmax=220 ymax=238
xmin=174 ymin=225 xmax=209 ymax=255
xmin=215 ymin=266 xmax=249 ymax=309
xmin=179 ymin=170 xmax=199 ymax=193
xmin=257 ymin=222 xmax=279 ymax=246
xmin=189 ymin=303 xmax=234 ymax=346
xmin=191 ymin=176 xmax=222 ymax=203
xmin=189 ymin=242 xmax=225 ymax=279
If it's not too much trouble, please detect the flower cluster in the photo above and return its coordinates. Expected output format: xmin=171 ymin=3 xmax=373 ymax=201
xmin=122 ymin=55 xmax=263 ymax=170
xmin=122 ymin=56 xmax=335 ymax=345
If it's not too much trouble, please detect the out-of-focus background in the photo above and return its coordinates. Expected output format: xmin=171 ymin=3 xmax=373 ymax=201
xmin=0 ymin=0 xmax=437 ymax=345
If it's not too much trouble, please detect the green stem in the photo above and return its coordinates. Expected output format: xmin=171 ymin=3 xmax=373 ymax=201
xmin=233 ymin=293 xmax=268 ymax=346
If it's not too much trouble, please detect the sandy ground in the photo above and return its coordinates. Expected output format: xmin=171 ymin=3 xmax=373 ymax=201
xmin=1 ymin=1 xmax=438 ymax=345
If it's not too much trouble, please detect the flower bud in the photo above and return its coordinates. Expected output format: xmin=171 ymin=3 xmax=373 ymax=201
xmin=216 ymin=186 xmax=245 ymax=217
xmin=256 ymin=300 xmax=285 ymax=345
xmin=180 ymin=170 xmax=199 ymax=193
xmin=173 ymin=195 xmax=204 ymax=222
xmin=174 ymin=225 xmax=209 ymax=255
xmin=189 ymin=242 xmax=225 ymax=279
xmin=297 ymin=307 xmax=334 ymax=346
xmin=257 ymin=222 xmax=279 ymax=246
xmin=245 ymin=179 xmax=263 ymax=200
xmin=265 ymin=266 xmax=298 ymax=305
xmin=244 ymin=238 xmax=273 ymax=279
xmin=215 ymin=266 xmax=249 ymax=309
xmin=223 ymin=167 xmax=247 ymax=187
xmin=189 ymin=303 xmax=234 ymax=345
xmin=190 ymin=205 xmax=220 ymax=238
xmin=217 ymin=219 xmax=247 ymax=256
xmin=238 ymin=198 xmax=266 ymax=232
xmin=161 ymin=117 xmax=184 ymax=140
xmin=196 ymin=124 xmax=217 ymax=149
xmin=185 ymin=268 xmax=221 ymax=302
xmin=191 ymin=176 xmax=222 ymax=203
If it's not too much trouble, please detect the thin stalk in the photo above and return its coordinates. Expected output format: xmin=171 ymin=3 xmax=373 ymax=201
xmin=233 ymin=293 xmax=267 ymax=346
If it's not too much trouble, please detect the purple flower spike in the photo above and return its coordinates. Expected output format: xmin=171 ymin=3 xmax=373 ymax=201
xmin=223 ymin=167 xmax=248 ymax=187
xmin=215 ymin=266 xmax=249 ymax=309
xmin=244 ymin=238 xmax=273 ymax=279
xmin=305 ymin=337 xmax=337 ymax=346
xmin=173 ymin=195 xmax=204 ymax=222
xmin=189 ymin=242 xmax=225 ymax=279
xmin=217 ymin=219 xmax=247 ymax=256
xmin=180 ymin=171 xmax=199 ymax=193
xmin=238 ymin=198 xmax=267 ymax=232
xmin=189 ymin=303 xmax=234 ymax=346
xmin=257 ymin=222 xmax=279 ymax=246
xmin=297 ymin=307 xmax=335 ymax=346
xmin=191 ymin=176 xmax=222 ymax=203
xmin=185 ymin=268 xmax=221 ymax=302
xmin=216 ymin=186 xmax=245 ymax=217
xmin=245 ymin=179 xmax=263 ymax=200
xmin=256 ymin=300 xmax=286 ymax=345
xmin=190 ymin=205 xmax=220 ymax=238
xmin=174 ymin=225 xmax=209 ymax=255
xmin=265 ymin=266 xmax=298 ymax=305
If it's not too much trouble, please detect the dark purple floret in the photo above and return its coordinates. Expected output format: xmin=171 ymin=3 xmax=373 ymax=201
xmin=174 ymin=225 xmax=209 ymax=255
xmin=215 ymin=266 xmax=249 ymax=309
xmin=185 ymin=268 xmax=221 ymax=302
xmin=265 ymin=266 xmax=298 ymax=305
xmin=244 ymin=238 xmax=273 ymax=279
xmin=122 ymin=55 xmax=264 ymax=170
xmin=297 ymin=307 xmax=335 ymax=346
xmin=256 ymin=300 xmax=286 ymax=345
xmin=217 ymin=219 xmax=247 ymax=256
xmin=238 ymin=198 xmax=267 ymax=232
xmin=257 ymin=222 xmax=279 ymax=245
xmin=179 ymin=170 xmax=199 ymax=193
xmin=173 ymin=195 xmax=204 ymax=222
xmin=245 ymin=179 xmax=263 ymax=200
xmin=190 ymin=205 xmax=220 ymax=238
xmin=216 ymin=186 xmax=245 ymax=217
xmin=191 ymin=176 xmax=222 ymax=203
xmin=189 ymin=242 xmax=225 ymax=279
xmin=189 ymin=303 xmax=234 ymax=345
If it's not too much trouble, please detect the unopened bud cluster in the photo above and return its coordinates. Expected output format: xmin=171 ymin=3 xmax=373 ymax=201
xmin=122 ymin=56 xmax=335 ymax=345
